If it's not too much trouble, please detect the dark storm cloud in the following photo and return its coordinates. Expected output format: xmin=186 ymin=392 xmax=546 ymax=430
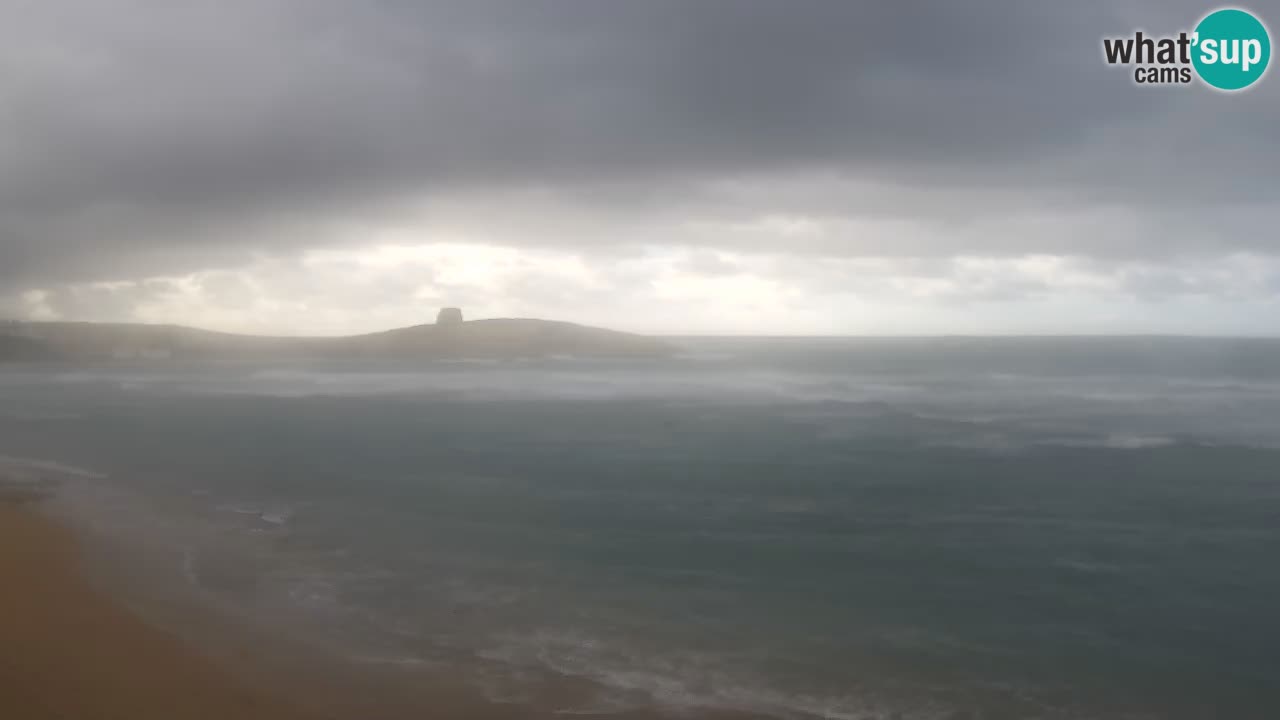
xmin=1 ymin=0 xmax=1276 ymax=290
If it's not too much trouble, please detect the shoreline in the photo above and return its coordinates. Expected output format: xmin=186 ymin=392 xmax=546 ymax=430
xmin=0 ymin=495 xmax=766 ymax=720
xmin=0 ymin=500 xmax=594 ymax=720
xmin=0 ymin=501 xmax=328 ymax=720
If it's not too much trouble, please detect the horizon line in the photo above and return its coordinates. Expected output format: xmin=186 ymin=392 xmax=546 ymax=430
xmin=8 ymin=318 xmax=1280 ymax=342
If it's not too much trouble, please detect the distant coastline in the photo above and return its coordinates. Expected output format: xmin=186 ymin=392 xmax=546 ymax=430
xmin=0 ymin=313 xmax=672 ymax=362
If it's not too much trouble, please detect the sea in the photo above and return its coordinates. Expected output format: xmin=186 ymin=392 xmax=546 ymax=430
xmin=1 ymin=337 xmax=1278 ymax=719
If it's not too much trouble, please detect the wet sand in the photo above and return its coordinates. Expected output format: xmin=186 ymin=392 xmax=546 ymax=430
xmin=0 ymin=502 xmax=333 ymax=720
xmin=0 ymin=457 xmax=540 ymax=720
xmin=0 ymin=497 xmax=766 ymax=720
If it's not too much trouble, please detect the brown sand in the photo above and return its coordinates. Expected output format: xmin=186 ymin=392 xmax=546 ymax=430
xmin=0 ymin=503 xmax=326 ymax=720
xmin=0 ymin=499 xmax=764 ymax=720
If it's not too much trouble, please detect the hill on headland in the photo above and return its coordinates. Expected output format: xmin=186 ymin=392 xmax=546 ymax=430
xmin=0 ymin=313 xmax=671 ymax=362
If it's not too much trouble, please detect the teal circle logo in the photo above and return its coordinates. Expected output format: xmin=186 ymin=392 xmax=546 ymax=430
xmin=1192 ymin=8 xmax=1271 ymax=90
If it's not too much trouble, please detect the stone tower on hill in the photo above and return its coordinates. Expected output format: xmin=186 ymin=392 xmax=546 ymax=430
xmin=436 ymin=307 xmax=463 ymax=325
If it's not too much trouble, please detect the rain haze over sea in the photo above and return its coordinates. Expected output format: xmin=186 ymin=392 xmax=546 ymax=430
xmin=2 ymin=337 xmax=1278 ymax=720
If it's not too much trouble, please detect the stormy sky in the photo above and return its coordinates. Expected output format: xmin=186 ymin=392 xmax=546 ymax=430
xmin=2 ymin=0 xmax=1277 ymax=335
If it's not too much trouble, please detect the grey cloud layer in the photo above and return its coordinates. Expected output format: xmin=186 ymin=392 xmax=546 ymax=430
xmin=2 ymin=0 xmax=1277 ymax=290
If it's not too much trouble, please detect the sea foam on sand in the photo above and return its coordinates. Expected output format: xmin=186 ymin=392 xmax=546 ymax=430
xmin=0 ymin=456 xmax=91 ymax=503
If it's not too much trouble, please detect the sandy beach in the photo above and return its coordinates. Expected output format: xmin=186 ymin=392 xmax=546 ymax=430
xmin=0 ymin=501 xmax=332 ymax=720
xmin=0 ymin=495 xmax=761 ymax=720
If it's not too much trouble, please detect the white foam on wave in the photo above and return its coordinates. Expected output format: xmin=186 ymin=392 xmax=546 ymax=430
xmin=0 ymin=454 xmax=107 ymax=503
xmin=929 ymin=432 xmax=1184 ymax=453
xmin=1102 ymin=433 xmax=1176 ymax=450
xmin=259 ymin=509 xmax=293 ymax=525
xmin=1028 ymin=434 xmax=1180 ymax=451
xmin=476 ymin=629 xmax=921 ymax=720
xmin=924 ymin=434 xmax=1022 ymax=452
xmin=216 ymin=502 xmax=295 ymax=527
xmin=0 ymin=454 xmax=108 ymax=480
xmin=584 ymin=668 xmax=907 ymax=720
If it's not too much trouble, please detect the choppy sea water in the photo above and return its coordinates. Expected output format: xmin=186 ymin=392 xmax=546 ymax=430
xmin=2 ymin=337 xmax=1279 ymax=719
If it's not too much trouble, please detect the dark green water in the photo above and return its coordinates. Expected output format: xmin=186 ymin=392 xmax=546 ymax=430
xmin=2 ymin=337 xmax=1278 ymax=718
